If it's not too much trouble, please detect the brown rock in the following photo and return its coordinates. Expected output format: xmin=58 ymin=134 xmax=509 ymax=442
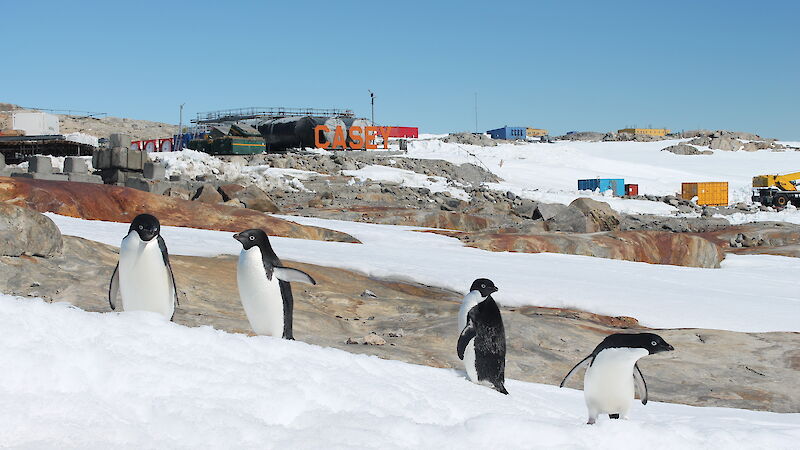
xmin=0 ymin=177 xmax=358 ymax=242
xmin=223 ymin=199 xmax=245 ymax=208
xmin=438 ymin=229 xmax=724 ymax=268
xmin=306 ymin=206 xmax=491 ymax=232
xmin=164 ymin=187 xmax=190 ymax=201
xmin=570 ymin=197 xmax=621 ymax=232
xmin=192 ymin=183 xmax=224 ymax=204
xmin=235 ymin=185 xmax=280 ymax=213
xmin=363 ymin=333 xmax=386 ymax=345
xmin=218 ymin=184 xmax=245 ymax=202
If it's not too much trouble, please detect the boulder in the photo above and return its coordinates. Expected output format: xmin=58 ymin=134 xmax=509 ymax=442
xmin=545 ymin=206 xmax=589 ymax=233
xmin=192 ymin=183 xmax=224 ymax=204
xmin=163 ymin=186 xmax=190 ymax=201
xmin=709 ymin=136 xmax=743 ymax=151
xmin=662 ymin=144 xmax=712 ymax=155
xmin=0 ymin=203 xmax=63 ymax=257
xmin=512 ymin=199 xmax=538 ymax=219
xmin=218 ymin=184 xmax=245 ymax=202
xmin=235 ymin=185 xmax=280 ymax=213
xmin=532 ymin=203 xmax=569 ymax=221
xmin=569 ymin=198 xmax=620 ymax=232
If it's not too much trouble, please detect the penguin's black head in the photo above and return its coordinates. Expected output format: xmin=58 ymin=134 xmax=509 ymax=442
xmin=233 ymin=228 xmax=270 ymax=250
xmin=129 ymin=214 xmax=160 ymax=242
xmin=600 ymin=332 xmax=675 ymax=355
xmin=470 ymin=278 xmax=498 ymax=298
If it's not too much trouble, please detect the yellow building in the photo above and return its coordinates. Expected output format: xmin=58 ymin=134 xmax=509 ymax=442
xmin=617 ymin=128 xmax=670 ymax=136
xmin=526 ymin=128 xmax=548 ymax=137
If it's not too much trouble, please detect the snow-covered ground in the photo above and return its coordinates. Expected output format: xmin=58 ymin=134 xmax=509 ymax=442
xmin=1 ymin=294 xmax=797 ymax=449
xmin=404 ymin=138 xmax=800 ymax=214
xmin=47 ymin=214 xmax=800 ymax=333
xmin=343 ymin=164 xmax=470 ymax=201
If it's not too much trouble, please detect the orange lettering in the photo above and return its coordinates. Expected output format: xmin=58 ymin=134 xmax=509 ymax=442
xmin=332 ymin=125 xmax=347 ymax=149
xmin=349 ymin=126 xmax=364 ymax=149
xmin=378 ymin=127 xmax=392 ymax=149
xmin=314 ymin=125 xmax=330 ymax=149
xmin=365 ymin=126 xmax=378 ymax=150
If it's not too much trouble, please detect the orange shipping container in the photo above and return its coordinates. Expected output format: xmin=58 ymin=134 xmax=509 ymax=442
xmin=681 ymin=182 xmax=728 ymax=206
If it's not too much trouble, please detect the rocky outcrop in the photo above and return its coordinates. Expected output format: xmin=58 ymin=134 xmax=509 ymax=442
xmin=709 ymin=136 xmax=743 ymax=151
xmin=192 ymin=183 xmax=224 ymax=204
xmin=1 ymin=235 xmax=795 ymax=412
xmin=454 ymin=230 xmax=724 ymax=268
xmin=621 ymin=214 xmax=730 ymax=233
xmin=441 ymin=132 xmax=498 ymax=146
xmin=544 ymin=198 xmax=620 ymax=233
xmin=0 ymin=177 xmax=358 ymax=243
xmin=0 ymin=204 xmax=63 ymax=257
xmin=699 ymin=222 xmax=800 ymax=255
xmin=662 ymin=144 xmax=712 ymax=155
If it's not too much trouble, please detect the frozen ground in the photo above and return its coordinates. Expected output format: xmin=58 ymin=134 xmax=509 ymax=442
xmin=47 ymin=214 xmax=800 ymax=333
xmin=1 ymin=294 xmax=797 ymax=449
xmin=404 ymin=138 xmax=800 ymax=213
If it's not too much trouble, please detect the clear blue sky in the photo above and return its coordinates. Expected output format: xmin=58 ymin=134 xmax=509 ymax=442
xmin=3 ymin=0 xmax=798 ymax=139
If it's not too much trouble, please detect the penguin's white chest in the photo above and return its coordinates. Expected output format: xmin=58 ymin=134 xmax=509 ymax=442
xmin=118 ymin=233 xmax=174 ymax=319
xmin=458 ymin=292 xmax=481 ymax=383
xmin=584 ymin=348 xmax=648 ymax=414
xmin=237 ymin=247 xmax=285 ymax=337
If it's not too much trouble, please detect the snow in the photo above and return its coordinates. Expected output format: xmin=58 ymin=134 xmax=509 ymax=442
xmin=150 ymin=149 xmax=319 ymax=192
xmin=63 ymin=132 xmax=99 ymax=147
xmin=403 ymin=138 xmax=800 ymax=214
xmin=343 ymin=164 xmax=471 ymax=201
xmin=1 ymin=294 xmax=797 ymax=449
xmin=46 ymin=213 xmax=800 ymax=333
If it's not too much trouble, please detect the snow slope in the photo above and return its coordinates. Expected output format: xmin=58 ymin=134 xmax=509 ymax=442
xmin=47 ymin=214 xmax=800 ymax=333
xmin=404 ymin=139 xmax=800 ymax=212
xmin=1 ymin=295 xmax=797 ymax=449
xmin=343 ymin=164 xmax=470 ymax=201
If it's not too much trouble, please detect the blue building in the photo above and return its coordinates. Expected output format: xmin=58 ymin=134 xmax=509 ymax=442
xmin=486 ymin=126 xmax=527 ymax=140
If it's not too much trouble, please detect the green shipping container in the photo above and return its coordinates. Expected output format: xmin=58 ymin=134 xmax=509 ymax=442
xmin=189 ymin=137 xmax=265 ymax=155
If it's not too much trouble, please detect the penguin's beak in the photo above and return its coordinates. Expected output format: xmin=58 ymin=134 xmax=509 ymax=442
xmin=492 ymin=286 xmax=499 ymax=293
xmin=666 ymin=344 xmax=675 ymax=351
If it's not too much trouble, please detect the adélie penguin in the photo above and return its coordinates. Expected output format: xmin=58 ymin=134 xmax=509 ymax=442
xmin=233 ymin=229 xmax=316 ymax=339
xmin=457 ymin=278 xmax=508 ymax=394
xmin=560 ymin=332 xmax=675 ymax=424
xmin=109 ymin=213 xmax=179 ymax=320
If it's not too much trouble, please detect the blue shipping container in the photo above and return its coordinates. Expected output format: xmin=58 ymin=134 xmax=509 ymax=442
xmin=578 ymin=178 xmax=625 ymax=196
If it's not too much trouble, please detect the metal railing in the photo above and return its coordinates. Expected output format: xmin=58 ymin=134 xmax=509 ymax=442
xmin=193 ymin=106 xmax=355 ymax=123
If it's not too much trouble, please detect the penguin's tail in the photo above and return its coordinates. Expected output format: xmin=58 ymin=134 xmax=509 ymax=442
xmin=494 ymin=382 xmax=509 ymax=395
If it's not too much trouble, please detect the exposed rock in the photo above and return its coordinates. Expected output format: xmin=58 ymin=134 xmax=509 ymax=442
xmin=233 ymin=185 xmax=280 ymax=213
xmin=223 ymin=199 xmax=245 ymax=208
xmin=218 ymin=183 xmax=245 ymax=202
xmin=545 ymin=207 xmax=588 ymax=233
xmin=569 ymin=198 xmax=620 ymax=232
xmin=557 ymin=131 xmax=606 ymax=142
xmin=687 ymin=136 xmax=711 ymax=146
xmin=512 ymin=199 xmax=538 ymax=219
xmin=662 ymin=144 xmax=712 ymax=155
xmin=362 ymin=333 xmax=387 ymax=345
xmin=192 ymin=183 xmax=224 ymax=204
xmin=621 ymin=215 xmax=729 ymax=233
xmin=532 ymin=203 xmax=569 ymax=221
xmin=163 ymin=186 xmax=190 ymax=201
xmin=0 ymin=204 xmax=63 ymax=257
xmin=305 ymin=206 xmax=492 ymax=232
xmin=709 ymin=136 xmax=743 ymax=151
xmin=0 ymin=177 xmax=358 ymax=243
xmin=441 ymin=132 xmax=498 ymax=146
xmin=454 ymin=230 xmax=724 ymax=268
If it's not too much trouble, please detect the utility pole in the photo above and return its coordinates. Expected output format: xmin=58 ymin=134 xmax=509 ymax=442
xmin=368 ymin=90 xmax=375 ymax=125
xmin=474 ymin=92 xmax=478 ymax=134
xmin=176 ymin=103 xmax=185 ymax=151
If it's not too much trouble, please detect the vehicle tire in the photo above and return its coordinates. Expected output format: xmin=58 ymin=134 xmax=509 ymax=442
xmin=774 ymin=194 xmax=789 ymax=208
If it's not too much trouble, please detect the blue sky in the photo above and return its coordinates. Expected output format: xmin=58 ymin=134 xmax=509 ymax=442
xmin=3 ymin=1 xmax=798 ymax=138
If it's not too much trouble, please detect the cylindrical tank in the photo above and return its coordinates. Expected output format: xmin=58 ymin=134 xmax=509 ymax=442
xmin=257 ymin=116 xmax=317 ymax=151
xmin=342 ymin=117 xmax=372 ymax=147
xmin=311 ymin=117 xmax=347 ymax=148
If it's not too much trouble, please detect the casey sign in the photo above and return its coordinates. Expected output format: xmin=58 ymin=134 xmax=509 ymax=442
xmin=314 ymin=125 xmax=392 ymax=149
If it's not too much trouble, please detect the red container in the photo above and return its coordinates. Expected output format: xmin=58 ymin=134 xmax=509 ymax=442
xmin=625 ymin=184 xmax=639 ymax=196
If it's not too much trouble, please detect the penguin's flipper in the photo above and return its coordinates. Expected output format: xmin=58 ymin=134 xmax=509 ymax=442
xmin=274 ymin=267 xmax=316 ymax=285
xmin=633 ymin=362 xmax=648 ymax=405
xmin=108 ymin=263 xmax=120 ymax=311
xmin=559 ymin=355 xmax=593 ymax=388
xmin=456 ymin=314 xmax=476 ymax=360
xmin=158 ymin=236 xmax=179 ymax=308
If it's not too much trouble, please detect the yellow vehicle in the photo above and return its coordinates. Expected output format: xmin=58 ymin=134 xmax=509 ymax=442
xmin=752 ymin=172 xmax=800 ymax=207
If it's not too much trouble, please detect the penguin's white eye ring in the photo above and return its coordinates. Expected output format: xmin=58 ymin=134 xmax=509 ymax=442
xmin=249 ymin=235 xmax=255 ymax=241
xmin=481 ymin=284 xmax=486 ymax=288
xmin=138 ymin=225 xmax=143 ymax=230
xmin=651 ymin=340 xmax=657 ymax=346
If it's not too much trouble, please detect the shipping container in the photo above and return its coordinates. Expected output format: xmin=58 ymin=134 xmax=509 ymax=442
xmin=189 ymin=137 xmax=265 ymax=155
xmin=578 ymin=178 xmax=625 ymax=197
xmin=681 ymin=182 xmax=728 ymax=206
xmin=625 ymin=183 xmax=638 ymax=196
xmin=12 ymin=112 xmax=59 ymax=136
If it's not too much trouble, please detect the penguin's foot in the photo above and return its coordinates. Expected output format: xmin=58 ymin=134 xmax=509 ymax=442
xmin=587 ymin=417 xmax=596 ymax=425
xmin=493 ymin=383 xmax=509 ymax=395
xmin=608 ymin=414 xmax=620 ymax=419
